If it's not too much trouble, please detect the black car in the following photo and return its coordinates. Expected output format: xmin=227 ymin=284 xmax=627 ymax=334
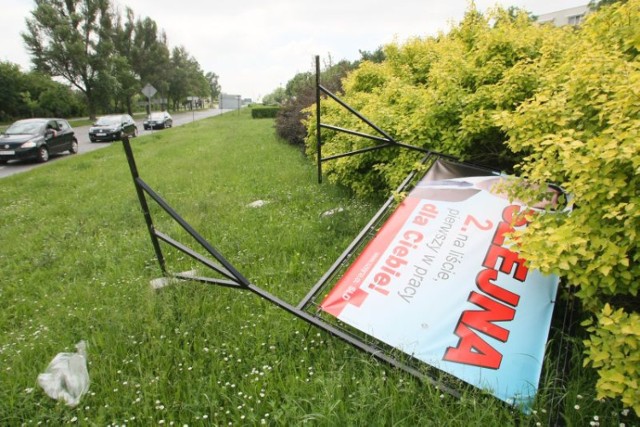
xmin=0 ymin=118 xmax=78 ymax=164
xmin=143 ymin=111 xmax=173 ymax=130
xmin=89 ymin=114 xmax=138 ymax=142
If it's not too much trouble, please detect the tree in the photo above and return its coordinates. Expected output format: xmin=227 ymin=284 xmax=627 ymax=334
xmin=0 ymin=62 xmax=25 ymax=120
xmin=130 ymin=16 xmax=171 ymax=110
xmin=358 ymin=47 xmax=386 ymax=63
xmin=262 ymin=87 xmax=286 ymax=106
xmin=274 ymin=55 xmax=359 ymax=147
xmin=167 ymin=46 xmax=209 ymax=110
xmin=111 ymin=7 xmax=140 ymax=114
xmin=23 ymin=0 xmax=116 ymax=120
xmin=205 ymin=71 xmax=221 ymax=104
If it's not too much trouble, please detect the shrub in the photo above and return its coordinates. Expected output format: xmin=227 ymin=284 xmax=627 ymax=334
xmin=498 ymin=1 xmax=640 ymax=414
xmin=305 ymin=7 xmax=554 ymax=197
xmin=251 ymin=106 xmax=280 ymax=119
xmin=304 ymin=1 xmax=640 ymax=414
xmin=275 ymin=60 xmax=358 ymax=147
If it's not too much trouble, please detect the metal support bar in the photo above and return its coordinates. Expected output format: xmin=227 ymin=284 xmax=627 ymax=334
xmin=298 ymin=154 xmax=433 ymax=310
xmin=134 ymin=176 xmax=251 ymax=287
xmin=121 ymin=88 xmax=462 ymax=405
xmin=319 ymin=123 xmax=396 ymax=144
xmin=313 ymin=54 xmax=434 ymax=186
xmin=318 ymin=83 xmax=398 ymax=144
xmin=173 ymin=273 xmax=246 ymax=289
xmin=155 ymin=230 xmax=239 ymax=282
xmin=316 ymin=56 xmax=323 ymax=184
xmin=243 ymin=281 xmax=460 ymax=398
xmin=122 ymin=136 xmax=167 ymax=275
xmin=321 ymin=143 xmax=395 ymax=162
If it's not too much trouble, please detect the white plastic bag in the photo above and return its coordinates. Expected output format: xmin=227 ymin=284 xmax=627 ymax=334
xmin=37 ymin=340 xmax=90 ymax=407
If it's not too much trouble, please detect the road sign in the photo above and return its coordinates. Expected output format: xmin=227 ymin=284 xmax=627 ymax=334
xmin=142 ymin=84 xmax=157 ymax=98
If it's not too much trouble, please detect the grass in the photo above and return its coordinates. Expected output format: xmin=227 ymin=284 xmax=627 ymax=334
xmin=0 ymin=109 xmax=636 ymax=426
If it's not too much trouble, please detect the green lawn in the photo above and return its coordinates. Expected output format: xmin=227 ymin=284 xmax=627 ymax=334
xmin=0 ymin=109 xmax=632 ymax=426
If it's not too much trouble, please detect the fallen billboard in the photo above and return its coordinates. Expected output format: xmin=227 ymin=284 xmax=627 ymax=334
xmin=321 ymin=158 xmax=562 ymax=410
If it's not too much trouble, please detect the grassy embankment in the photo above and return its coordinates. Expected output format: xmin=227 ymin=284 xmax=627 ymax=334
xmin=0 ymin=108 xmax=632 ymax=426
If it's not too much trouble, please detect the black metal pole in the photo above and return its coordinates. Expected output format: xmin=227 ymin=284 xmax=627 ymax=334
xmin=121 ymin=137 xmax=167 ymax=275
xmin=316 ymin=55 xmax=322 ymax=184
xmin=319 ymin=84 xmax=398 ymax=144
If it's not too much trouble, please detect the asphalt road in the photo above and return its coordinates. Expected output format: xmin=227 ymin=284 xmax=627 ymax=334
xmin=0 ymin=108 xmax=231 ymax=179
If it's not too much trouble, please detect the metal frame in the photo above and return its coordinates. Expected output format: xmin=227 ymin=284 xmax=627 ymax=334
xmin=314 ymin=55 xmax=464 ymax=183
xmin=120 ymin=53 xmax=580 ymax=415
xmin=121 ymin=135 xmax=460 ymax=396
xmin=120 ymin=56 xmax=507 ymax=397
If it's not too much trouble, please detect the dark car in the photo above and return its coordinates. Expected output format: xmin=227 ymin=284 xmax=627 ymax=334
xmin=0 ymin=118 xmax=78 ymax=164
xmin=89 ymin=114 xmax=138 ymax=142
xmin=143 ymin=111 xmax=173 ymax=130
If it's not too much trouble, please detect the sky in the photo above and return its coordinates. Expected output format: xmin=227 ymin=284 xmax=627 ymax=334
xmin=2 ymin=0 xmax=589 ymax=102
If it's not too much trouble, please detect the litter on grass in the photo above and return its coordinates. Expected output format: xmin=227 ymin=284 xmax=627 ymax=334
xmin=37 ymin=340 xmax=89 ymax=407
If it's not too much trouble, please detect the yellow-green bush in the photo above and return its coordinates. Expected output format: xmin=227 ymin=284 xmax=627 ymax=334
xmin=499 ymin=1 xmax=640 ymax=414
xmin=306 ymin=7 xmax=558 ymax=197
xmin=305 ymin=1 xmax=640 ymax=414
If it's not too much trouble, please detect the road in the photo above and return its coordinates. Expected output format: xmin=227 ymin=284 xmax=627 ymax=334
xmin=0 ymin=108 xmax=231 ymax=179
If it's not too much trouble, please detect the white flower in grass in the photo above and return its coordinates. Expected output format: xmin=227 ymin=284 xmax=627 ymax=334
xmin=574 ymin=405 xmax=580 ymax=410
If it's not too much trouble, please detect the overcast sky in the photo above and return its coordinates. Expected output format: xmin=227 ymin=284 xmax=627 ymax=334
xmin=2 ymin=1 xmax=588 ymax=102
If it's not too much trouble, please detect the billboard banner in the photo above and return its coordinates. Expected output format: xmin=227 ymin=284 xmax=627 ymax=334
xmin=321 ymin=158 xmax=562 ymax=410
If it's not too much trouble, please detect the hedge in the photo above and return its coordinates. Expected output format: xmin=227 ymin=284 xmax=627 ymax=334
xmin=304 ymin=2 xmax=640 ymax=415
xmin=251 ymin=106 xmax=280 ymax=119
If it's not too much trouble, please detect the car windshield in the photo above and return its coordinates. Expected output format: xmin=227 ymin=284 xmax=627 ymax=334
xmin=95 ymin=116 xmax=121 ymax=126
xmin=149 ymin=113 xmax=165 ymax=120
xmin=4 ymin=121 xmax=45 ymax=135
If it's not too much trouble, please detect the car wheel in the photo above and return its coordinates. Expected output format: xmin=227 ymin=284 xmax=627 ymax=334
xmin=69 ymin=138 xmax=79 ymax=154
xmin=0 ymin=158 xmax=8 ymax=165
xmin=37 ymin=145 xmax=49 ymax=163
